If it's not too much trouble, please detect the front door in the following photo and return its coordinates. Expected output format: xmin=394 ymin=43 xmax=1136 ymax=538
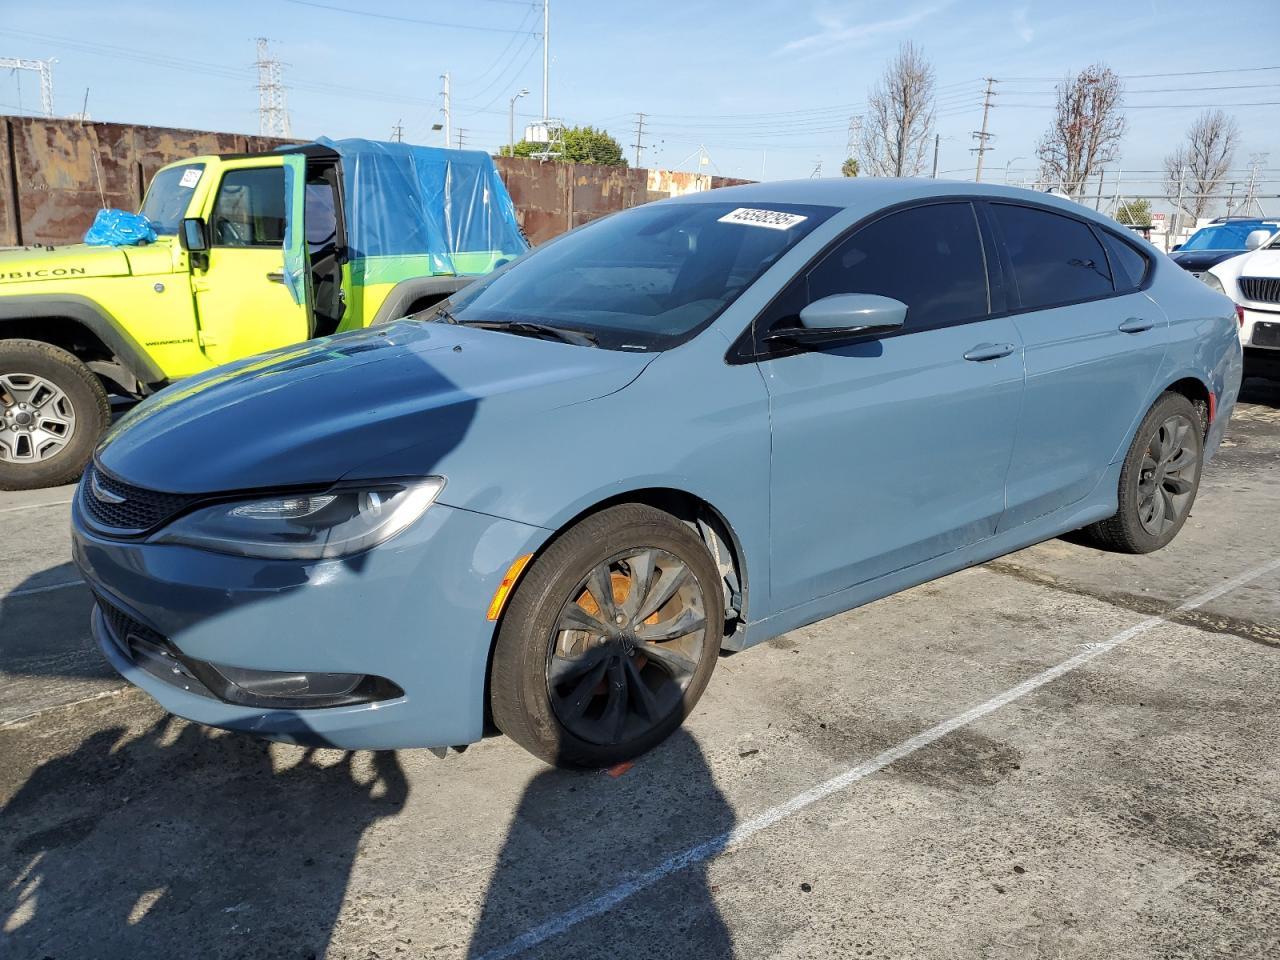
xmin=193 ymin=158 xmax=310 ymax=366
xmin=757 ymin=201 xmax=1024 ymax=613
xmin=985 ymin=202 xmax=1168 ymax=530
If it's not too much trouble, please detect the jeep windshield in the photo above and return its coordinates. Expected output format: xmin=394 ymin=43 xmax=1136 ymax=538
xmin=437 ymin=200 xmax=837 ymax=351
xmin=138 ymin=163 xmax=206 ymax=234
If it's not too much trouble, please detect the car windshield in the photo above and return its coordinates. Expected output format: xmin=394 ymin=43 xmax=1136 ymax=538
xmin=1180 ymin=222 xmax=1273 ymax=251
xmin=138 ymin=163 xmax=206 ymax=234
xmin=438 ymin=200 xmax=838 ymax=351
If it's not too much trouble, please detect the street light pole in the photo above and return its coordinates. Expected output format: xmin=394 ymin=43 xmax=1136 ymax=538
xmin=509 ymin=88 xmax=529 ymax=156
xmin=1004 ymin=156 xmax=1024 ymax=185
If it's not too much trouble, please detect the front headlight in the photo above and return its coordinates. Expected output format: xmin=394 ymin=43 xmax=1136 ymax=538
xmin=151 ymin=477 xmax=445 ymax=560
xmin=1201 ymin=271 xmax=1226 ymax=295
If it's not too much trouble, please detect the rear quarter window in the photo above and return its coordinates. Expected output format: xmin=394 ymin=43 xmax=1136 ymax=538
xmin=1098 ymin=230 xmax=1150 ymax=291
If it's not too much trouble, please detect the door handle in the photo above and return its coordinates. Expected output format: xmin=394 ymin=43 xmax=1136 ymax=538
xmin=266 ymin=271 xmax=286 ymax=283
xmin=963 ymin=342 xmax=1015 ymax=362
xmin=1118 ymin=317 xmax=1154 ymax=333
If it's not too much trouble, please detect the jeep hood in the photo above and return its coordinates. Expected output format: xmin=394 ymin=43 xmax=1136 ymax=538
xmin=97 ymin=319 xmax=655 ymax=494
xmin=0 ymin=240 xmax=174 ymax=284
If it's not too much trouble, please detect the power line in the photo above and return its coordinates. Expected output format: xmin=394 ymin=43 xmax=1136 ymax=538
xmin=1003 ymin=64 xmax=1280 ymax=81
xmin=279 ymin=0 xmax=540 ymax=35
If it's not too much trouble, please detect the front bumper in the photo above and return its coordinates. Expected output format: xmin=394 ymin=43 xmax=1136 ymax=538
xmin=1240 ymin=305 xmax=1280 ymax=351
xmin=74 ymin=496 xmax=547 ymax=750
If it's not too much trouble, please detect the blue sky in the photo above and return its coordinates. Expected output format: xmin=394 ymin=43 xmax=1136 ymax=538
xmin=2 ymin=0 xmax=1278 ymax=211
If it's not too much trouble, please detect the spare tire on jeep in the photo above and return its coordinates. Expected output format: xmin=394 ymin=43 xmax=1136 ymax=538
xmin=0 ymin=338 xmax=111 ymax=491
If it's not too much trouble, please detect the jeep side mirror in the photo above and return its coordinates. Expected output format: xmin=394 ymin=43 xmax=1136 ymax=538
xmin=180 ymin=217 xmax=208 ymax=253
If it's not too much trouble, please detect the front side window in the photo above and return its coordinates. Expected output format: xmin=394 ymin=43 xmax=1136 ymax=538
xmin=991 ymin=203 xmax=1113 ymax=309
xmin=441 ymin=200 xmax=838 ymax=351
xmin=805 ymin=201 xmax=990 ymax=332
xmin=210 ymin=167 xmax=287 ymax=248
xmin=139 ymin=163 xmax=205 ymax=234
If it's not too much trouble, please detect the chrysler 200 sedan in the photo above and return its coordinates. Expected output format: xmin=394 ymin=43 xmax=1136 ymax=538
xmin=72 ymin=180 xmax=1242 ymax=768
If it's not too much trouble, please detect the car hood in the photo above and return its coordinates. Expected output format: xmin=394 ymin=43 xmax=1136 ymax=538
xmin=1170 ymin=249 xmax=1241 ymax=272
xmin=97 ymin=320 xmax=655 ymax=494
xmin=0 ymin=243 xmax=131 ymax=284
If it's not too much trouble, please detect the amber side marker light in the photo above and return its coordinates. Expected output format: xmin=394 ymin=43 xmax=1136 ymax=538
xmin=487 ymin=553 xmax=534 ymax=621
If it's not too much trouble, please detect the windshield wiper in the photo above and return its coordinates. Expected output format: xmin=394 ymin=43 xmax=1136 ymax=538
xmin=458 ymin=320 xmax=598 ymax=347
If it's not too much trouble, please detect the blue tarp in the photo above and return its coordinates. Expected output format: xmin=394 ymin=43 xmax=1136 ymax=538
xmin=314 ymin=137 xmax=527 ymax=278
xmin=84 ymin=209 xmax=157 ymax=247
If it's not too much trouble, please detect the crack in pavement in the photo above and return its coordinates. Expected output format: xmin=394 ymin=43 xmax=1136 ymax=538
xmin=982 ymin=560 xmax=1280 ymax=650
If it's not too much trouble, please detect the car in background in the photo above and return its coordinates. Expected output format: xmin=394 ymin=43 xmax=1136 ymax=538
xmin=73 ymin=180 xmax=1241 ymax=768
xmin=1206 ymin=231 xmax=1280 ymax=380
xmin=1170 ymin=218 xmax=1279 ymax=277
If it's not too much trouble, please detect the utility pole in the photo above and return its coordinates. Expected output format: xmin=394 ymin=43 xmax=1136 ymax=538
xmin=632 ymin=112 xmax=647 ymax=168
xmin=931 ymin=133 xmax=940 ymax=178
xmin=254 ymin=39 xmax=291 ymax=138
xmin=390 ymin=119 xmax=404 ymax=143
xmin=1173 ymin=164 xmax=1186 ymax=249
xmin=541 ymin=0 xmax=550 ymax=121
xmin=1094 ymin=168 xmax=1104 ymax=210
xmin=455 ymin=128 xmax=467 ymax=150
xmin=440 ymin=72 xmax=451 ymax=148
xmin=1226 ymin=181 xmax=1237 ymax=217
xmin=0 ymin=57 xmax=56 ymax=117
xmin=971 ymin=77 xmax=997 ymax=182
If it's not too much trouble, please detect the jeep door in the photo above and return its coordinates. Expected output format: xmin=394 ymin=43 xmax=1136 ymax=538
xmin=192 ymin=157 xmax=310 ymax=366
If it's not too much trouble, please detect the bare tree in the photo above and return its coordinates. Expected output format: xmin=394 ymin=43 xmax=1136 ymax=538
xmin=1163 ymin=110 xmax=1240 ymax=220
xmin=1035 ymin=64 xmax=1126 ymax=198
xmin=859 ymin=42 xmax=935 ymax=177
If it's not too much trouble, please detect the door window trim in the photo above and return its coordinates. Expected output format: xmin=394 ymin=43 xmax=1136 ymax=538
xmin=727 ymin=196 xmax=995 ymax=364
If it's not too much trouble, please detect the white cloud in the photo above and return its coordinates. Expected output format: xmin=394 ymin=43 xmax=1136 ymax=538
xmin=775 ymin=4 xmax=951 ymax=58
xmin=1012 ymin=7 xmax=1034 ymax=43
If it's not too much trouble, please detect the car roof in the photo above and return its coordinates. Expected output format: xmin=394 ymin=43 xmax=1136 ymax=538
xmin=665 ymin=177 xmax=1120 ymax=223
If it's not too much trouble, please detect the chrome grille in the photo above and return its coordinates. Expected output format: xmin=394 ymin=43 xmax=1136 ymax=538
xmin=80 ymin=462 xmax=200 ymax=534
xmin=1240 ymin=276 xmax=1280 ymax=305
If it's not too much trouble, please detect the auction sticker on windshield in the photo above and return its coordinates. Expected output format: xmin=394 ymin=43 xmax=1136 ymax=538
xmin=179 ymin=168 xmax=202 ymax=189
xmin=718 ymin=207 xmax=808 ymax=230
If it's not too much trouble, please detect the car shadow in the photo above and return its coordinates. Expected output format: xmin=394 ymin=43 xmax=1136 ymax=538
xmin=466 ymin=729 xmax=736 ymax=959
xmin=1239 ymin=374 xmax=1280 ymax=408
xmin=0 ymin=714 xmax=407 ymax=959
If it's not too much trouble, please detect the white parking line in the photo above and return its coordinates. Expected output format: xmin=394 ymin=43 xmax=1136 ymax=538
xmin=476 ymin=556 xmax=1280 ymax=960
xmin=0 ymin=498 xmax=73 ymax=515
xmin=4 ymin=578 xmax=85 ymax=600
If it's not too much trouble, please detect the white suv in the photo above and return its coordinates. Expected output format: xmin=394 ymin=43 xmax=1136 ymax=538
xmin=1207 ymin=230 xmax=1280 ymax=380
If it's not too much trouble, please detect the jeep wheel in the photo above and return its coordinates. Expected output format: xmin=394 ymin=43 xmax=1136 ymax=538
xmin=0 ymin=339 xmax=111 ymax=491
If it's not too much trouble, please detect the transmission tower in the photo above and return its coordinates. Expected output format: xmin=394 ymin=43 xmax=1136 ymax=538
xmin=1 ymin=57 xmax=56 ymax=117
xmin=845 ymin=116 xmax=862 ymax=162
xmin=254 ymin=39 xmax=291 ymax=138
xmin=1243 ymin=153 xmax=1270 ymax=217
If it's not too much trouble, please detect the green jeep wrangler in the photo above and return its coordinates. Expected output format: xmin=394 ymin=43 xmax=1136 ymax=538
xmin=0 ymin=138 xmax=526 ymax=490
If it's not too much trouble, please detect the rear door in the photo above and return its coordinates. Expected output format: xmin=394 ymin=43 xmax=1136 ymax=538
xmin=193 ymin=157 xmax=310 ymax=366
xmin=756 ymin=200 xmax=1025 ymax=612
xmin=987 ymin=202 xmax=1165 ymax=530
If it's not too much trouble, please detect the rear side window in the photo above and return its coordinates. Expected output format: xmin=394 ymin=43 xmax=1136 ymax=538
xmin=806 ymin=201 xmax=989 ymax=332
xmin=1099 ymin=230 xmax=1150 ymax=291
xmin=210 ymin=167 xmax=286 ymax=248
xmin=991 ymin=203 xmax=1113 ymax=309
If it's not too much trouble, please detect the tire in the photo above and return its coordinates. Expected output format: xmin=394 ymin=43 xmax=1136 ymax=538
xmin=490 ymin=503 xmax=724 ymax=768
xmin=1082 ymin=391 xmax=1204 ymax=554
xmin=0 ymin=339 xmax=110 ymax=491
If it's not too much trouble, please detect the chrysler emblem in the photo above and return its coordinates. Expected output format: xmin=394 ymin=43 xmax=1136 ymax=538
xmin=91 ymin=472 xmax=126 ymax=505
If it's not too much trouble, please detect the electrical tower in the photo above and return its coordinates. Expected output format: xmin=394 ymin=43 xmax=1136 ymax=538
xmin=845 ymin=116 xmax=862 ymax=162
xmin=971 ymin=77 xmax=997 ymax=182
xmin=455 ymin=129 xmax=468 ymax=150
xmin=1242 ymin=153 xmax=1270 ymax=217
xmin=254 ymin=39 xmax=291 ymax=138
xmin=391 ymin=119 xmax=404 ymax=143
xmin=632 ymin=113 xmax=647 ymax=168
xmin=1 ymin=57 xmax=56 ymax=117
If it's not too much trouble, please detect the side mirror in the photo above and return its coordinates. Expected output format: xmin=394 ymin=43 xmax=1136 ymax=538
xmin=180 ymin=217 xmax=208 ymax=253
xmin=766 ymin=293 xmax=907 ymax=347
xmin=1245 ymin=229 xmax=1272 ymax=251
xmin=1171 ymin=243 xmax=1183 ymax=252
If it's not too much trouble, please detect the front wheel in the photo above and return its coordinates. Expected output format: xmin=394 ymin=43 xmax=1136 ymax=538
xmin=490 ymin=504 xmax=724 ymax=768
xmin=1082 ymin=391 xmax=1204 ymax=553
xmin=0 ymin=339 xmax=111 ymax=491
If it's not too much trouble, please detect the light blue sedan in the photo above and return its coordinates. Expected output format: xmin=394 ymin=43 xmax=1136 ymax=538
xmin=72 ymin=180 xmax=1242 ymax=767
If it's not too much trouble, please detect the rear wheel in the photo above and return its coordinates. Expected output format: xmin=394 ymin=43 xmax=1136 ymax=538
xmin=490 ymin=504 xmax=723 ymax=768
xmin=1082 ymin=391 xmax=1204 ymax=554
xmin=0 ymin=339 xmax=110 ymax=491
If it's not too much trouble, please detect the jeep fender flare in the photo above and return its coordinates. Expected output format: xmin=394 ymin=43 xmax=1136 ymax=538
xmin=369 ymin=276 xmax=475 ymax=326
xmin=0 ymin=294 xmax=165 ymax=388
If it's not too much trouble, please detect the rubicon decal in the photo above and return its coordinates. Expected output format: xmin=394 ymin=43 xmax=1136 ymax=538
xmin=1 ymin=267 xmax=90 ymax=281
